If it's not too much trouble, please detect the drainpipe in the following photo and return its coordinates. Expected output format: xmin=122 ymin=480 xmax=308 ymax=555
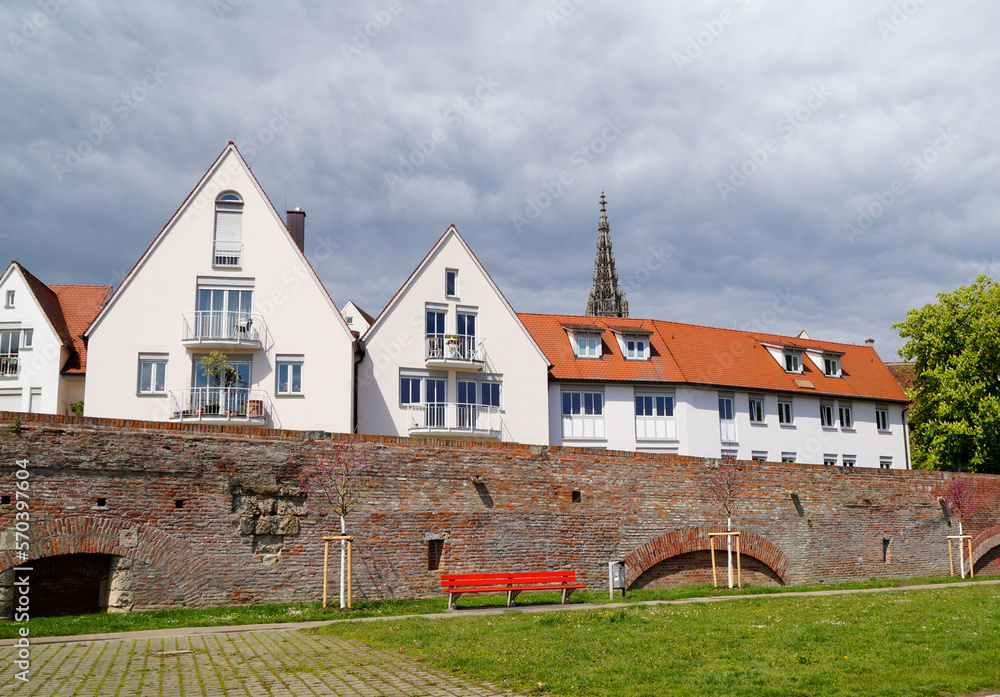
xmin=902 ymin=406 xmax=911 ymax=470
xmin=352 ymin=338 xmax=365 ymax=434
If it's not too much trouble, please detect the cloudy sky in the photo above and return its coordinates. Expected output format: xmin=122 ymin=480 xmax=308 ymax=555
xmin=2 ymin=1 xmax=997 ymax=361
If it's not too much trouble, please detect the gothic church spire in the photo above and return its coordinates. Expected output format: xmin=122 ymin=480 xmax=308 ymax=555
xmin=585 ymin=193 xmax=629 ymax=318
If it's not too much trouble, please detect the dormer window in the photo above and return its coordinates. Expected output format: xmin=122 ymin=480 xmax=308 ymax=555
xmin=214 ymin=191 xmax=243 ymax=267
xmin=625 ymin=336 xmax=649 ymax=360
xmin=445 ymin=269 xmax=458 ymax=297
xmin=823 ymin=355 xmax=841 ymax=377
xmin=783 ymin=351 xmax=802 ymax=373
xmin=576 ymin=335 xmax=601 ymax=358
xmin=4 ymin=291 xmax=13 ymax=308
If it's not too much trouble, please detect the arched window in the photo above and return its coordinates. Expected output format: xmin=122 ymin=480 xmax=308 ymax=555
xmin=214 ymin=191 xmax=243 ymax=267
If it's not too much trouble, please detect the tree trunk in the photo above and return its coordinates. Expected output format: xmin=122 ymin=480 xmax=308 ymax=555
xmin=340 ymin=515 xmax=347 ymax=608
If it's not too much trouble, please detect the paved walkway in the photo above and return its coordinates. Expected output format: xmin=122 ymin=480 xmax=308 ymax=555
xmin=0 ymin=629 xmax=524 ymax=696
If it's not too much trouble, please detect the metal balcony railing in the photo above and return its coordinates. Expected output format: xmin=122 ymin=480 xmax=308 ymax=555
xmin=407 ymin=403 xmax=501 ymax=436
xmin=169 ymin=387 xmax=268 ymax=422
xmin=181 ymin=311 xmax=265 ymax=345
xmin=0 ymin=354 xmax=17 ymax=377
xmin=424 ymin=334 xmax=484 ymax=363
xmin=213 ymin=242 xmax=242 ymax=267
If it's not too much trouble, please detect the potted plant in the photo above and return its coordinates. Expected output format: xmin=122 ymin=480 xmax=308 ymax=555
xmin=200 ymin=351 xmax=239 ymax=415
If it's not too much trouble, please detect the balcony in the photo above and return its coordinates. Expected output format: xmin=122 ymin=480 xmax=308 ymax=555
xmin=181 ymin=311 xmax=265 ymax=349
xmin=168 ymin=387 xmax=268 ymax=424
xmin=407 ymin=404 xmax=501 ymax=439
xmin=0 ymin=354 xmax=17 ymax=378
xmin=424 ymin=334 xmax=485 ymax=369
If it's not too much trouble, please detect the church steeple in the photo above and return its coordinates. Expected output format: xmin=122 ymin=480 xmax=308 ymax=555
xmin=585 ymin=193 xmax=629 ymax=318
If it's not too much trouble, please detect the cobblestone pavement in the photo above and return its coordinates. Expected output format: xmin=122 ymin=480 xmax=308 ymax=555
xmin=0 ymin=629 xmax=525 ymax=696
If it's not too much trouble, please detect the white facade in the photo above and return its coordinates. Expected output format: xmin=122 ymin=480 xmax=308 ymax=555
xmin=0 ymin=264 xmax=69 ymax=415
xmin=84 ymin=144 xmax=356 ymax=432
xmin=549 ymin=383 xmax=909 ymax=468
xmin=341 ymin=301 xmax=374 ymax=336
xmin=357 ymin=226 xmax=551 ymax=444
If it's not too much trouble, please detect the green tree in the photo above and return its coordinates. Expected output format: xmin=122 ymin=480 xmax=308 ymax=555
xmin=894 ymin=275 xmax=1000 ymax=472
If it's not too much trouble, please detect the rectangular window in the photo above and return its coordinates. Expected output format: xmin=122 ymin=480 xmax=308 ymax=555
xmin=276 ymin=361 xmax=303 ymax=395
xmin=400 ymin=376 xmax=421 ymax=404
xmin=194 ymin=286 xmax=254 ymax=342
xmin=879 ymin=457 xmax=892 ymax=470
xmin=823 ymin=454 xmax=837 ymax=466
xmin=778 ymin=400 xmax=793 ymax=425
xmin=718 ymin=395 xmax=736 ymax=442
xmin=137 ymin=354 xmax=167 ymax=394
xmin=820 ymin=402 xmax=834 ymax=427
xmin=625 ymin=337 xmax=649 ymax=360
xmin=425 ymin=309 xmax=446 ymax=358
xmin=751 ymin=450 xmax=767 ymax=462
xmin=445 ymin=269 xmax=458 ymax=297
xmin=839 ymin=403 xmax=854 ymax=429
xmin=561 ymin=390 xmax=605 ymax=439
xmin=213 ymin=196 xmax=243 ymax=267
xmin=842 ymin=456 xmax=856 ymax=468
xmin=823 ymin=356 xmax=841 ymax=377
xmin=781 ymin=452 xmax=796 ymax=463
xmin=784 ymin=352 xmax=801 ymax=373
xmin=480 ymin=381 xmax=501 ymax=407
xmin=748 ymin=396 xmax=764 ymax=424
xmin=21 ymin=329 xmax=32 ymax=348
xmin=576 ymin=335 xmax=601 ymax=358
xmin=4 ymin=291 xmax=13 ymax=307
xmin=876 ymin=407 xmax=889 ymax=431
xmin=634 ymin=393 xmax=676 ymax=440
xmin=0 ymin=329 xmax=20 ymax=377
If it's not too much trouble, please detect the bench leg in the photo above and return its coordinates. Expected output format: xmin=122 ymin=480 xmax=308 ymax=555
xmin=449 ymin=593 xmax=457 ymax=611
xmin=562 ymin=588 xmax=574 ymax=604
xmin=507 ymin=590 xmax=520 ymax=607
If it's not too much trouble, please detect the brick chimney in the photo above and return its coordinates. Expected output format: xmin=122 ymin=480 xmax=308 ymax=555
xmin=286 ymin=208 xmax=306 ymax=252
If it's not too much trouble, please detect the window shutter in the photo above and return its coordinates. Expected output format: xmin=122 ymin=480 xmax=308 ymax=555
xmin=215 ymin=206 xmax=242 ymax=245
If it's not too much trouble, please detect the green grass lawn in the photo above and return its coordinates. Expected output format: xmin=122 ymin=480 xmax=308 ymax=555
xmin=2 ymin=574 xmax=997 ymax=641
xmin=314 ymin=584 xmax=1000 ymax=697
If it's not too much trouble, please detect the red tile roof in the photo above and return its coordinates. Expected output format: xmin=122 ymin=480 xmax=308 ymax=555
xmin=518 ymin=313 xmax=908 ymax=403
xmin=12 ymin=262 xmax=110 ymax=374
xmin=49 ymin=284 xmax=112 ymax=373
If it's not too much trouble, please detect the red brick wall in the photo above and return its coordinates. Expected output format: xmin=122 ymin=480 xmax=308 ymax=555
xmin=0 ymin=412 xmax=998 ymax=612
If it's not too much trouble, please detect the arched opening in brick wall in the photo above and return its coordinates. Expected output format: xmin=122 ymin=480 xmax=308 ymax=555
xmin=972 ymin=526 xmax=1000 ymax=575
xmin=622 ymin=527 xmax=789 ymax=589
xmin=1 ymin=553 xmax=133 ymax=619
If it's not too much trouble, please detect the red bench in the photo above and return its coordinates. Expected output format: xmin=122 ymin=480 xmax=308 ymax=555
xmin=440 ymin=570 xmax=586 ymax=610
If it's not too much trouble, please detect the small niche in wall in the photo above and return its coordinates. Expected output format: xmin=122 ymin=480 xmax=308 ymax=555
xmin=883 ymin=538 xmax=892 ymax=564
xmin=174 ymin=499 xmax=186 ymax=509
xmin=427 ymin=539 xmax=444 ymax=571
xmin=1 ymin=495 xmax=10 ymax=505
xmin=571 ymin=490 xmax=582 ymax=503
xmin=96 ymin=497 xmax=107 ymax=507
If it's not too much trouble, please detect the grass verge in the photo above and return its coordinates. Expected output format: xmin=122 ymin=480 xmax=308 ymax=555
xmin=2 ymin=573 xmax=997 ymax=640
xmin=314 ymin=584 xmax=1000 ymax=697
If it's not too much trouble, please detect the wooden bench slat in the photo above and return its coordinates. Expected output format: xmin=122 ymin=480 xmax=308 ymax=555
xmin=441 ymin=570 xmax=586 ymax=610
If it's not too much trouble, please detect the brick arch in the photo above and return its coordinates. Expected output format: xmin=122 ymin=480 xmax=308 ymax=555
xmin=0 ymin=516 xmax=228 ymax=605
xmin=622 ymin=527 xmax=789 ymax=588
xmin=971 ymin=525 xmax=1000 ymax=570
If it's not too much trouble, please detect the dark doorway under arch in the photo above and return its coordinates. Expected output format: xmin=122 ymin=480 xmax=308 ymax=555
xmin=27 ymin=553 xmax=114 ymax=617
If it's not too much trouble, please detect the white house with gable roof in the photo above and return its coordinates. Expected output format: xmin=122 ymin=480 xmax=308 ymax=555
xmin=83 ymin=143 xmax=356 ymax=432
xmin=357 ymin=226 xmax=550 ymax=444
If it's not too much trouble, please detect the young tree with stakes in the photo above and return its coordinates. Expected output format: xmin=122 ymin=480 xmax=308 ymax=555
xmin=941 ymin=479 xmax=977 ymax=578
xmin=704 ymin=459 xmax=749 ymax=588
xmin=300 ymin=441 xmax=373 ymax=608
